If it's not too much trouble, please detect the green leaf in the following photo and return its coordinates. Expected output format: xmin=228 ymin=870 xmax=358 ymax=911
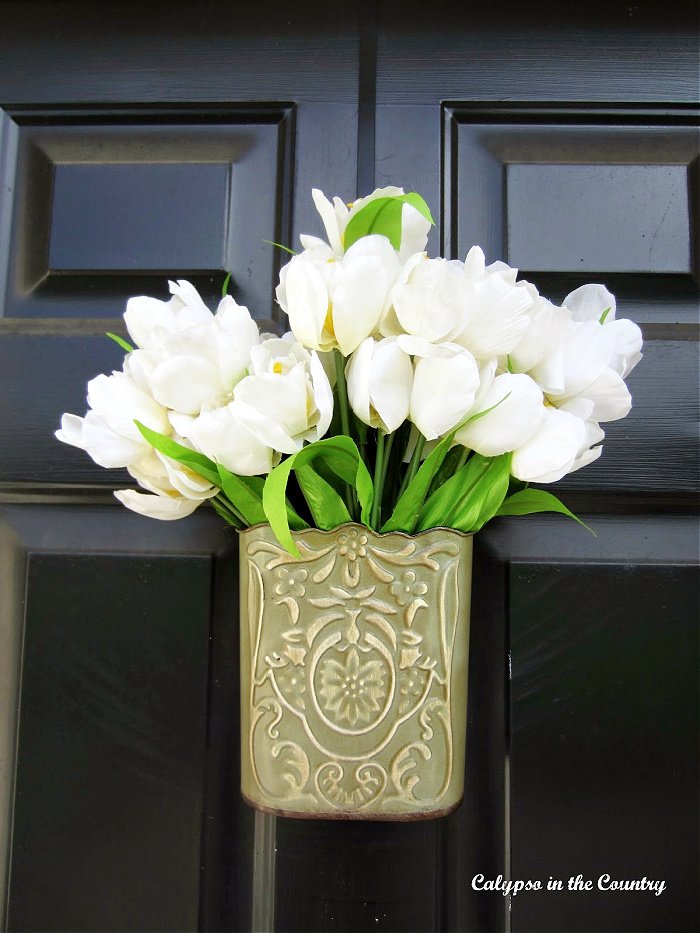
xmin=262 ymin=239 xmax=297 ymax=255
xmin=400 ymin=192 xmax=434 ymax=225
xmin=217 ymin=465 xmax=267 ymax=526
xmin=599 ymin=306 xmax=612 ymax=324
xmin=496 ymin=488 xmax=595 ymax=534
xmin=295 ymin=463 xmax=351 ymax=529
xmin=457 ymin=453 xmax=512 ymax=532
xmin=343 ymin=192 xmax=434 ymax=252
xmin=221 ymin=272 xmax=232 ymax=297
xmin=106 ymin=332 xmax=134 ymax=353
xmin=263 ymin=437 xmax=374 ymax=556
xmin=134 ymin=422 xmax=221 ymax=487
xmin=426 ymin=445 xmax=466 ymax=498
xmin=381 ymin=431 xmax=455 ymax=534
xmin=416 ymin=453 xmax=511 ymax=533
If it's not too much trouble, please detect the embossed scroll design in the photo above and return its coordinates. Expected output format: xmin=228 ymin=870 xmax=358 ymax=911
xmin=245 ymin=528 xmax=464 ymax=814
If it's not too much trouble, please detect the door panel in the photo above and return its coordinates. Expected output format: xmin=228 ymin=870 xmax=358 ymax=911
xmin=1 ymin=506 xmax=238 ymax=932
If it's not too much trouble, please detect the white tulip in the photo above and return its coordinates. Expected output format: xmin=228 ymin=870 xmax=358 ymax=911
xmin=129 ymin=292 xmax=260 ymax=415
xmin=346 ymin=337 xmax=413 ymax=433
xmin=563 ymin=283 xmax=642 ymax=378
xmin=55 ymin=369 xmax=170 ymax=468
xmin=511 ymin=408 xmax=586 ymax=484
xmin=311 ymin=186 xmax=431 ymax=260
xmin=409 ymin=343 xmax=480 ymax=440
xmin=124 ymin=279 xmax=216 ymax=349
xmin=228 ymin=337 xmax=333 ymax=455
xmin=455 ymin=373 xmax=544 ymax=457
xmin=277 ymin=234 xmax=400 ymax=356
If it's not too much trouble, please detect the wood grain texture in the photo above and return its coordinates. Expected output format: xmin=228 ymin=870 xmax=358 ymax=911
xmin=0 ymin=2 xmax=359 ymax=103
xmin=376 ymin=1 xmax=699 ymax=104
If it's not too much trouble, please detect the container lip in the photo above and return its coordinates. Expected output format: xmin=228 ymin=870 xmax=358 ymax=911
xmin=237 ymin=521 xmax=474 ymax=542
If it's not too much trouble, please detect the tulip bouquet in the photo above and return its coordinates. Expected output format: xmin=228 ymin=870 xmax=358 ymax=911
xmin=56 ymin=187 xmax=642 ymax=554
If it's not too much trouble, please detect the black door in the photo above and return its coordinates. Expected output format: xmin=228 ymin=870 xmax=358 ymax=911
xmin=1 ymin=3 xmax=697 ymax=932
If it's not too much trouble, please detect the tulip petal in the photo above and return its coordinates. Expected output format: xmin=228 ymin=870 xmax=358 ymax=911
xmin=114 ymin=489 xmax=201 ymax=520
xmin=411 ymin=350 xmax=480 ymax=440
xmin=124 ymin=296 xmax=174 ymax=348
xmin=455 ymin=373 xmax=543 ymax=456
xmin=284 ymin=256 xmax=330 ymax=351
xmin=235 ymin=368 xmax=310 ymax=441
xmin=312 ymin=188 xmax=344 ymax=255
xmin=398 ymin=202 xmax=431 ymax=261
xmin=168 ymin=279 xmax=213 ymax=322
xmin=606 ymin=318 xmax=643 ymax=378
xmin=511 ymin=408 xmax=585 ymax=484
xmin=370 ymin=338 xmax=413 ymax=433
xmin=187 ymin=404 xmax=275 ymax=475
xmin=333 ymin=256 xmax=389 ymax=356
xmin=564 ymin=283 xmax=616 ymax=323
xmin=149 ymin=354 xmax=223 ymax=414
xmin=552 ymin=320 xmax=616 ymax=398
xmin=457 ymin=279 xmax=532 ymax=358
xmin=55 ymin=413 xmax=87 ymax=450
xmin=346 ymin=338 xmax=373 ymax=425
xmin=307 ymin=350 xmax=335 ymax=440
xmin=572 ymin=367 xmax=632 ymax=422
xmin=81 ymin=411 xmax=148 ymax=468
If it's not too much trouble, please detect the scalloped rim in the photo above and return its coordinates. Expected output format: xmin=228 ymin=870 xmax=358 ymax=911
xmin=238 ymin=521 xmax=474 ymax=542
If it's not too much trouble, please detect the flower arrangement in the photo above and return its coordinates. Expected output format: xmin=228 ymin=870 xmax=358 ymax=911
xmin=56 ymin=187 xmax=642 ymax=554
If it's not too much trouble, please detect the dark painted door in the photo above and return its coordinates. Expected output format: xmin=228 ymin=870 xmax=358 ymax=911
xmin=1 ymin=2 xmax=697 ymax=932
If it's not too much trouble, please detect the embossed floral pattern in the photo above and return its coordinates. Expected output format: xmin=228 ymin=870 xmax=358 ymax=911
xmin=274 ymin=566 xmax=308 ymax=598
xmin=318 ymin=647 xmax=386 ymax=726
xmin=398 ymin=664 xmax=431 ymax=715
xmin=389 ymin=569 xmax=428 ymax=606
xmin=337 ymin=529 xmax=368 ymax=562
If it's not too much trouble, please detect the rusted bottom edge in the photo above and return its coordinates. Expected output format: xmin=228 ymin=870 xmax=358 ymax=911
xmin=241 ymin=791 xmax=463 ymax=821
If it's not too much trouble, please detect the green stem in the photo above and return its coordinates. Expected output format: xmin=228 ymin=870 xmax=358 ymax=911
xmin=371 ymin=431 xmax=386 ymax=529
xmin=396 ymin=432 xmax=426 ymax=505
xmin=334 ymin=349 xmax=352 ymax=440
xmin=333 ymin=349 xmax=358 ymax=520
xmin=380 ymin=431 xmax=395 ymax=493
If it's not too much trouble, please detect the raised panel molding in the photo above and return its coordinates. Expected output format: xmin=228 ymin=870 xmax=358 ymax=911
xmin=442 ymin=104 xmax=700 ymax=323
xmin=0 ymin=104 xmax=295 ymax=327
xmin=440 ymin=104 xmax=700 ymax=501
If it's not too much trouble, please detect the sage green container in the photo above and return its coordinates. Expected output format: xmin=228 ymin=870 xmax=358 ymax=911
xmin=239 ymin=523 xmax=472 ymax=820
